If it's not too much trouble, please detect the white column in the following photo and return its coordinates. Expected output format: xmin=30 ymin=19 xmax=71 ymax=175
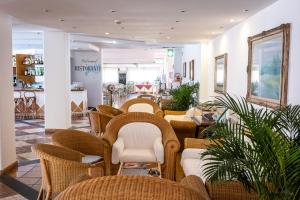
xmin=200 ymin=42 xmax=210 ymax=102
xmin=44 ymin=31 xmax=71 ymax=130
xmin=0 ymin=13 xmax=17 ymax=170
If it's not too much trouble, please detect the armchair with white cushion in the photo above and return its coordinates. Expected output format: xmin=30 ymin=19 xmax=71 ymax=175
xmin=102 ymin=112 xmax=180 ymax=180
xmin=120 ymin=98 xmax=164 ymax=117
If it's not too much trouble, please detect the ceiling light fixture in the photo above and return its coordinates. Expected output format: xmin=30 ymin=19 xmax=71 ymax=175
xmin=42 ymin=8 xmax=49 ymax=13
xmin=59 ymin=18 xmax=65 ymax=22
xmin=244 ymin=9 xmax=249 ymax=12
xmin=72 ymin=26 xmax=77 ymax=29
xmin=105 ymin=32 xmax=110 ymax=35
xmin=111 ymin=10 xmax=117 ymax=13
xmin=180 ymin=10 xmax=187 ymax=13
xmin=175 ymin=20 xmax=180 ymax=23
xmin=220 ymin=26 xmax=224 ymax=29
xmin=121 ymin=27 xmax=125 ymax=29
xmin=170 ymin=27 xmax=175 ymax=30
xmin=114 ymin=19 xmax=122 ymax=25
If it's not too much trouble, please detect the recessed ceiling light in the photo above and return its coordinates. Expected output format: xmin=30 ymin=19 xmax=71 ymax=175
xmin=59 ymin=18 xmax=65 ymax=22
xmin=105 ymin=32 xmax=110 ymax=35
xmin=111 ymin=10 xmax=117 ymax=13
xmin=220 ymin=26 xmax=224 ymax=29
xmin=230 ymin=18 xmax=235 ymax=23
xmin=159 ymin=32 xmax=163 ymax=35
xmin=121 ymin=27 xmax=125 ymax=29
xmin=114 ymin=19 xmax=122 ymax=25
xmin=243 ymin=9 xmax=249 ymax=12
xmin=72 ymin=26 xmax=77 ymax=29
xmin=175 ymin=20 xmax=180 ymax=23
xmin=180 ymin=10 xmax=187 ymax=13
xmin=170 ymin=27 xmax=175 ymax=30
xmin=42 ymin=8 xmax=49 ymax=13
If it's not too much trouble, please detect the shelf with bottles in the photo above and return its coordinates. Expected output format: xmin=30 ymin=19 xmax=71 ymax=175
xmin=22 ymin=55 xmax=44 ymax=66
xmin=24 ymin=66 xmax=44 ymax=76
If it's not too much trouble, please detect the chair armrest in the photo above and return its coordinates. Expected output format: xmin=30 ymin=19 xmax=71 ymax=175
xmin=154 ymin=109 xmax=164 ymax=117
xmin=164 ymin=110 xmax=187 ymax=115
xmin=184 ymin=138 xmax=215 ymax=149
xmin=153 ymin=138 xmax=164 ymax=164
xmin=112 ymin=138 xmax=124 ymax=164
xmin=180 ymin=175 xmax=211 ymax=200
xmin=170 ymin=120 xmax=196 ymax=132
xmin=206 ymin=181 xmax=258 ymax=200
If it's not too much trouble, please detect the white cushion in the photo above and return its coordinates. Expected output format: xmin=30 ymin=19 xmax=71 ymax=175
xmin=112 ymin=138 xmax=125 ymax=164
xmin=118 ymin=122 xmax=162 ymax=149
xmin=181 ymin=148 xmax=211 ymax=182
xmin=153 ymin=138 xmax=164 ymax=164
xmin=119 ymin=149 xmax=157 ymax=163
xmin=185 ymin=107 xmax=202 ymax=118
xmin=81 ymin=155 xmax=102 ymax=164
xmin=128 ymin=103 xmax=154 ymax=113
xmin=164 ymin=115 xmax=192 ymax=122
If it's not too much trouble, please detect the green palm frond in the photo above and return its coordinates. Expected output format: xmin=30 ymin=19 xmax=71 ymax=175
xmin=202 ymin=94 xmax=300 ymax=200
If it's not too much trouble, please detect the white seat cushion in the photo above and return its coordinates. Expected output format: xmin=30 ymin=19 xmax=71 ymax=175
xmin=81 ymin=155 xmax=102 ymax=164
xmin=181 ymin=148 xmax=211 ymax=182
xmin=128 ymin=103 xmax=154 ymax=113
xmin=164 ymin=115 xmax=192 ymax=122
xmin=119 ymin=149 xmax=157 ymax=163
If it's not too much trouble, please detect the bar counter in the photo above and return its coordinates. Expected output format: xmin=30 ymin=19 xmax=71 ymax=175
xmin=14 ymin=88 xmax=88 ymax=119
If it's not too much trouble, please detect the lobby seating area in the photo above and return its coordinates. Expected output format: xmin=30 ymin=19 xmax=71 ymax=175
xmin=1 ymin=0 xmax=300 ymax=199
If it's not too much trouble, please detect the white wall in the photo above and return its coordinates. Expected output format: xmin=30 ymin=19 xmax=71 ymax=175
xmin=0 ymin=13 xmax=16 ymax=169
xmin=206 ymin=0 xmax=300 ymax=105
xmin=71 ymin=51 xmax=102 ymax=107
xmin=182 ymin=44 xmax=201 ymax=83
xmin=44 ymin=31 xmax=71 ymax=129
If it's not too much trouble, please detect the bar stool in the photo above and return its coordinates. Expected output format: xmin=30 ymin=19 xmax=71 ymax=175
xmin=14 ymin=91 xmax=26 ymax=119
xmin=24 ymin=91 xmax=37 ymax=119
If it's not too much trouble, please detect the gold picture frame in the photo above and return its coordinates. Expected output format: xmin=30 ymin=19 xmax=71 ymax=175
xmin=246 ymin=23 xmax=290 ymax=108
xmin=214 ymin=53 xmax=227 ymax=94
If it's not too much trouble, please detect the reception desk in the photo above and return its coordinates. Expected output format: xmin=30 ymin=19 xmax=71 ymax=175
xmin=14 ymin=88 xmax=88 ymax=119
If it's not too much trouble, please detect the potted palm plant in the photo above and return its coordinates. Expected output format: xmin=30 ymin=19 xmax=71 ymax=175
xmin=202 ymin=94 xmax=300 ymax=200
xmin=168 ymin=82 xmax=199 ymax=111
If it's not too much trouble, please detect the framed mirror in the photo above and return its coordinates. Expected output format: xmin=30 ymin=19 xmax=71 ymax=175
xmin=246 ymin=24 xmax=290 ymax=108
xmin=183 ymin=62 xmax=186 ymax=78
xmin=189 ymin=60 xmax=194 ymax=81
xmin=214 ymin=53 xmax=227 ymax=93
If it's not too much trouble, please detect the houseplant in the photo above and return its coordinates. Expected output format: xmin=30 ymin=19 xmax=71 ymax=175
xmin=202 ymin=94 xmax=300 ymax=200
xmin=168 ymin=82 xmax=199 ymax=111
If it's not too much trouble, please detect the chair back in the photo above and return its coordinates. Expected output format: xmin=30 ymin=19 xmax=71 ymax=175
xmin=56 ymin=176 xmax=204 ymax=200
xmin=52 ymin=129 xmax=104 ymax=156
xmin=137 ymin=94 xmax=156 ymax=102
xmin=31 ymin=144 xmax=86 ymax=193
xmin=118 ymin=122 xmax=162 ymax=149
xmin=88 ymin=111 xmax=112 ymax=136
xmin=120 ymin=98 xmax=162 ymax=116
xmin=96 ymin=105 xmax=123 ymax=116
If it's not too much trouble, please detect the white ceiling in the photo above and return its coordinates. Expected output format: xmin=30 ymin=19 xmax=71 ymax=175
xmin=1 ymin=0 xmax=277 ymax=44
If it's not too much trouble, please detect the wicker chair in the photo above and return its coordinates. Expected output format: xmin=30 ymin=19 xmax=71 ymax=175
xmin=32 ymin=144 xmax=104 ymax=200
xmin=137 ymin=94 xmax=156 ymax=102
xmin=96 ymin=104 xmax=124 ymax=116
xmin=88 ymin=111 xmax=112 ymax=136
xmin=52 ymin=129 xmax=104 ymax=159
xmin=120 ymin=98 xmax=164 ymax=117
xmin=164 ymin=110 xmax=197 ymax=151
xmin=102 ymin=112 xmax=180 ymax=180
xmin=56 ymin=175 xmax=209 ymax=200
xmin=181 ymin=138 xmax=258 ymax=200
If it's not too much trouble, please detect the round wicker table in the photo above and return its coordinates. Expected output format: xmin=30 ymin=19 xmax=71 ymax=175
xmin=56 ymin=175 xmax=205 ymax=200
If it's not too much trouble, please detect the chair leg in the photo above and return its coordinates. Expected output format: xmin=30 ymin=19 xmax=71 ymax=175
xmin=37 ymin=188 xmax=44 ymax=200
xmin=45 ymin=190 xmax=51 ymax=200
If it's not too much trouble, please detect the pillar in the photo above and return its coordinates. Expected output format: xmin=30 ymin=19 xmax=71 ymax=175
xmin=44 ymin=31 xmax=71 ymax=131
xmin=0 ymin=13 xmax=17 ymax=170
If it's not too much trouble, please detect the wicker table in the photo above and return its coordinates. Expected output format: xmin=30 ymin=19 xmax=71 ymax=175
xmin=117 ymin=162 xmax=161 ymax=178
